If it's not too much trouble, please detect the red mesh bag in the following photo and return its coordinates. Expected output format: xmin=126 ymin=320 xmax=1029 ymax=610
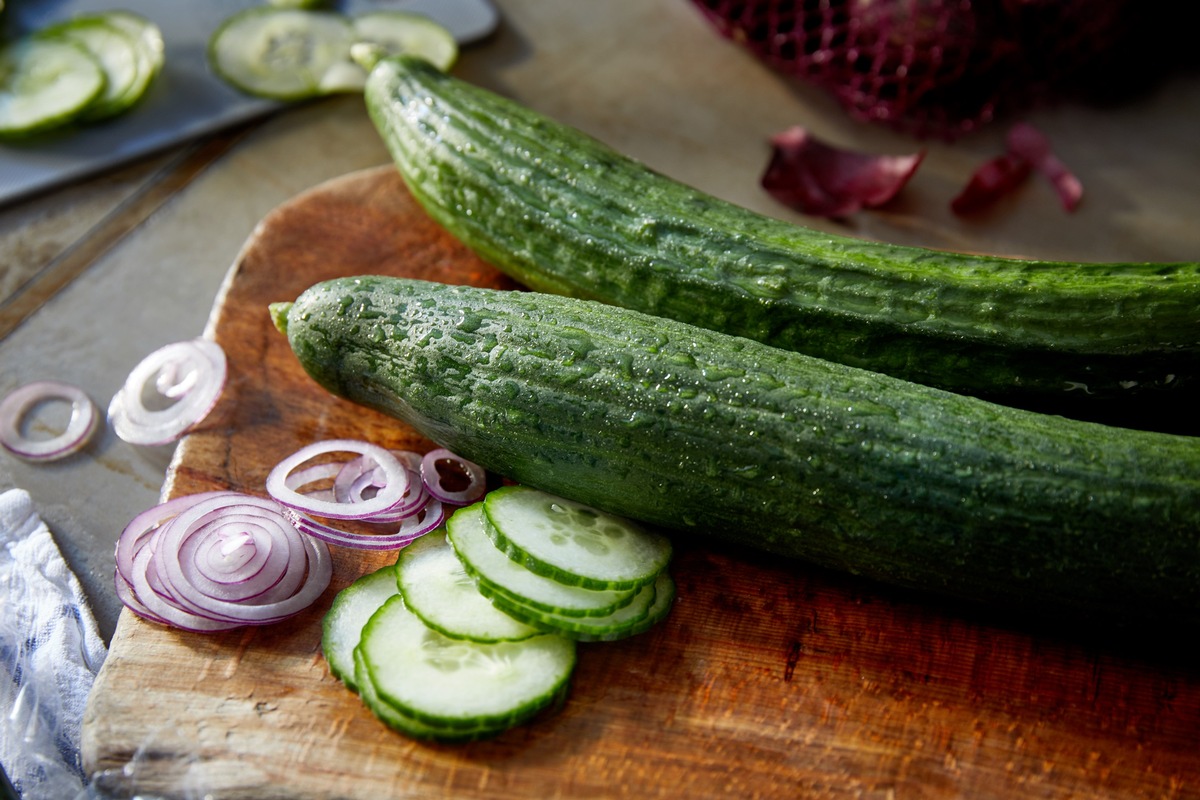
xmin=688 ymin=0 xmax=1185 ymax=139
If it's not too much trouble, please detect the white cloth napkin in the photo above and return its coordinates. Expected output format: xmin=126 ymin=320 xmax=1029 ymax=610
xmin=1 ymin=488 xmax=107 ymax=800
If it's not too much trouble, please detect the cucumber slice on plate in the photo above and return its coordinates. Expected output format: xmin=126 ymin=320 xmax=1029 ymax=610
xmin=352 ymin=11 xmax=458 ymax=72
xmin=208 ymin=6 xmax=458 ymax=100
xmin=40 ymin=13 xmax=150 ymax=121
xmin=95 ymin=11 xmax=166 ymax=115
xmin=208 ymin=7 xmax=357 ymax=100
xmin=447 ymin=503 xmax=641 ymax=618
xmin=483 ymin=485 xmax=673 ymax=591
xmin=357 ymin=594 xmax=575 ymax=731
xmin=0 ymin=36 xmax=105 ymax=139
xmin=397 ymin=530 xmax=540 ymax=643
xmin=320 ymin=562 xmax=400 ymax=691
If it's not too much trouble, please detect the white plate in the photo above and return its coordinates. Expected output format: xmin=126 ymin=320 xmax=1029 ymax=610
xmin=0 ymin=0 xmax=498 ymax=207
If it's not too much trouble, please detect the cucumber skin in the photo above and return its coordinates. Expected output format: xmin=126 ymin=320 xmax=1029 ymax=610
xmin=363 ymin=55 xmax=1200 ymax=414
xmin=275 ymin=276 xmax=1200 ymax=628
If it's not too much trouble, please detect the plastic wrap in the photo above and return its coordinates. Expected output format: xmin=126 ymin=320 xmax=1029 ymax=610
xmin=1 ymin=489 xmax=106 ymax=800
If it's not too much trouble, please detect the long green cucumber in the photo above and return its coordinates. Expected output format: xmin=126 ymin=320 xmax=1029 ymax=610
xmin=271 ymin=276 xmax=1200 ymax=628
xmin=362 ymin=55 xmax=1200 ymax=422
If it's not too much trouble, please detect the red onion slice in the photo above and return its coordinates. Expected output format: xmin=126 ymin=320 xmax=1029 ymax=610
xmin=267 ymin=439 xmax=412 ymax=520
xmin=420 ymin=448 xmax=487 ymax=505
xmin=286 ymin=497 xmax=446 ymax=551
xmin=114 ymin=491 xmax=332 ymax=631
xmin=264 ymin=440 xmax=485 ymax=550
xmin=0 ymin=380 xmax=99 ymax=461
xmin=108 ymin=338 xmax=228 ymax=446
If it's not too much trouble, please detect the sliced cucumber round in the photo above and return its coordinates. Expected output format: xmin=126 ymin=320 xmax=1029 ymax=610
xmin=493 ymin=571 xmax=675 ymax=642
xmin=358 ymin=594 xmax=575 ymax=731
xmin=483 ymin=485 xmax=673 ymax=591
xmin=208 ymin=7 xmax=356 ymax=100
xmin=397 ymin=530 xmax=539 ymax=643
xmin=352 ymin=647 xmax=506 ymax=743
xmin=320 ymin=562 xmax=400 ymax=691
xmin=97 ymin=11 xmax=166 ymax=115
xmin=447 ymin=503 xmax=640 ymax=617
xmin=352 ymin=11 xmax=457 ymax=72
xmin=209 ymin=6 xmax=458 ymax=99
xmin=41 ymin=15 xmax=142 ymax=121
xmin=0 ymin=36 xmax=105 ymax=139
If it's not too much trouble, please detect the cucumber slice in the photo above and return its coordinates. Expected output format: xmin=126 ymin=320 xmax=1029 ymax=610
xmin=352 ymin=11 xmax=457 ymax=72
xmin=447 ymin=503 xmax=640 ymax=617
xmin=320 ymin=562 xmax=399 ymax=691
xmin=493 ymin=570 xmax=675 ymax=642
xmin=97 ymin=11 xmax=166 ymax=115
xmin=41 ymin=15 xmax=142 ymax=121
xmin=397 ymin=530 xmax=539 ymax=643
xmin=483 ymin=485 xmax=672 ymax=591
xmin=207 ymin=7 xmax=356 ymax=100
xmin=358 ymin=594 xmax=575 ymax=730
xmin=352 ymin=647 xmax=505 ymax=743
xmin=0 ymin=36 xmax=105 ymax=139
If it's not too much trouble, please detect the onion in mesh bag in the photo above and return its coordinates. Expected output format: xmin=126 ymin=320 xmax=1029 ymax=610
xmin=688 ymin=0 xmax=1180 ymax=139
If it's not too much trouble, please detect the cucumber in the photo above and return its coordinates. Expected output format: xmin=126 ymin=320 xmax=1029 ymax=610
xmin=0 ymin=36 xmax=105 ymax=138
xmin=396 ymin=529 xmax=540 ymax=643
xmin=273 ymin=277 xmax=1200 ymax=629
xmin=320 ymin=562 xmax=400 ymax=691
xmin=362 ymin=55 xmax=1200 ymax=419
xmin=357 ymin=594 xmax=575 ymax=731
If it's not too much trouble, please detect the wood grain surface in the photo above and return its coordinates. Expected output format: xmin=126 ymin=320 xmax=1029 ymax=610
xmin=81 ymin=166 xmax=1200 ymax=800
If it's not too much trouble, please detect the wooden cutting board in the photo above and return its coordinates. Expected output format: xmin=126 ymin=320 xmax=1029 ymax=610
xmin=81 ymin=165 xmax=1200 ymax=800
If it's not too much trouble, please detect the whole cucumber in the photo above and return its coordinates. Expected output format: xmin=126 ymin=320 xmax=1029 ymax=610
xmin=363 ymin=55 xmax=1200 ymax=425
xmin=272 ymin=276 xmax=1200 ymax=629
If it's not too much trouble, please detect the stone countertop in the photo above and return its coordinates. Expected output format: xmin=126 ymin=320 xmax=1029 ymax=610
xmin=2 ymin=0 xmax=1198 ymax=644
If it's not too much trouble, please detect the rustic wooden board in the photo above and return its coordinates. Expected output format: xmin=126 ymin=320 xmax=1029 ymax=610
xmin=81 ymin=166 xmax=1200 ymax=800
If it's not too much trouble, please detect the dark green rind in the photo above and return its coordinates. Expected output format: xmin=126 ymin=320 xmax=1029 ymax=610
xmin=353 ymin=648 xmax=508 ymax=743
xmin=359 ymin=595 xmax=575 ymax=732
xmin=363 ymin=55 xmax=1200 ymax=419
xmin=279 ymin=276 xmax=1200 ymax=629
xmin=320 ymin=562 xmax=399 ymax=692
xmin=490 ymin=571 xmax=677 ymax=643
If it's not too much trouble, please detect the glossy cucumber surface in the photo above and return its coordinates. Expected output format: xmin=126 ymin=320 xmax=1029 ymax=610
xmin=273 ymin=276 xmax=1200 ymax=628
xmin=363 ymin=55 xmax=1200 ymax=423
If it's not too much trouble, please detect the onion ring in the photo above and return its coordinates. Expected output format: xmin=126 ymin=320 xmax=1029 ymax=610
xmin=114 ymin=491 xmax=332 ymax=631
xmin=420 ymin=448 xmax=487 ymax=505
xmin=266 ymin=440 xmax=486 ymax=550
xmin=267 ymin=439 xmax=412 ymax=521
xmin=286 ymin=498 xmax=446 ymax=550
xmin=0 ymin=380 xmax=99 ymax=461
xmin=108 ymin=338 xmax=227 ymax=446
